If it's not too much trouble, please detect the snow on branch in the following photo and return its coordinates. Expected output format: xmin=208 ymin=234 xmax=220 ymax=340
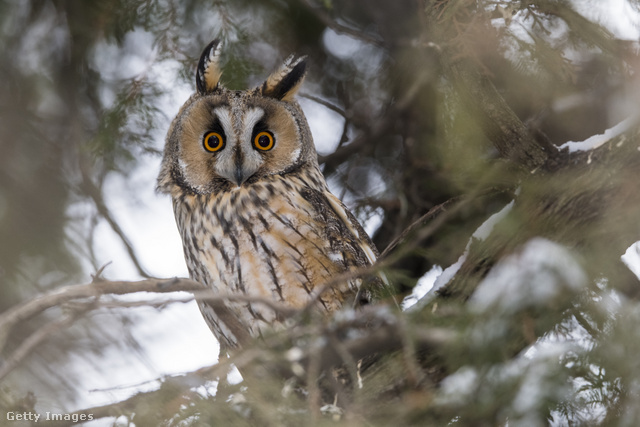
xmin=470 ymin=238 xmax=587 ymax=314
xmin=407 ymin=199 xmax=516 ymax=310
xmin=559 ymin=115 xmax=638 ymax=153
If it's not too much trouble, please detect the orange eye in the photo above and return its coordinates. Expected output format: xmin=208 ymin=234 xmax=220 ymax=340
xmin=203 ymin=131 xmax=224 ymax=152
xmin=253 ymin=131 xmax=275 ymax=151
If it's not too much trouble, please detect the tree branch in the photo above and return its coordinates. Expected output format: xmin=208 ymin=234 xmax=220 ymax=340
xmin=0 ymin=311 xmax=85 ymax=382
xmin=318 ymin=73 xmax=429 ymax=173
xmin=445 ymin=60 xmax=552 ymax=171
xmin=0 ymin=277 xmax=300 ymax=354
xmin=33 ymin=310 xmax=454 ymax=426
xmin=79 ymin=167 xmax=152 ymax=278
xmin=297 ymin=0 xmax=384 ymax=46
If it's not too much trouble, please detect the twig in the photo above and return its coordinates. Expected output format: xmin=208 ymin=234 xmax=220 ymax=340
xmin=379 ymin=196 xmax=462 ymax=260
xmin=83 ymin=289 xmax=298 ymax=316
xmin=318 ymin=73 xmax=429 ymax=172
xmin=32 ymin=307 xmax=454 ymax=426
xmin=79 ymin=167 xmax=152 ymax=278
xmin=0 ymin=310 xmax=86 ymax=382
xmin=297 ymin=0 xmax=384 ymax=46
xmin=289 ymin=323 xmax=455 ymax=378
xmin=0 ymin=278 xmax=297 ymax=353
xmin=307 ymin=338 xmax=322 ymax=420
xmin=397 ymin=315 xmax=426 ymax=388
xmin=36 ymin=348 xmax=265 ymax=426
xmin=300 ymin=93 xmax=347 ymax=117
xmin=301 ymin=192 xmax=482 ymax=314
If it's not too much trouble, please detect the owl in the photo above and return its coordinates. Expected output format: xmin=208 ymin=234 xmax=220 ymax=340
xmin=157 ymin=40 xmax=384 ymax=351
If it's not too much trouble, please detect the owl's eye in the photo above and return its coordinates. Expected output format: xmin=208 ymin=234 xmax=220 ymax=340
xmin=203 ymin=131 xmax=225 ymax=152
xmin=253 ymin=131 xmax=275 ymax=151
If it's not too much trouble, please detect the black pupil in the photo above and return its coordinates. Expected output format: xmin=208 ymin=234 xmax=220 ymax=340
xmin=258 ymin=134 xmax=270 ymax=148
xmin=208 ymin=134 xmax=219 ymax=147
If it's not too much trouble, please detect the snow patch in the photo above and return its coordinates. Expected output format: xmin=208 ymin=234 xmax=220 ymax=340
xmin=470 ymin=238 xmax=587 ymax=314
xmin=430 ymin=254 xmax=466 ymax=296
xmin=402 ymin=265 xmax=443 ymax=310
xmin=422 ymin=200 xmax=515 ymax=302
xmin=434 ymin=366 xmax=479 ymax=406
xmin=472 ymin=200 xmax=514 ymax=241
xmin=622 ymin=241 xmax=640 ymax=281
xmin=559 ymin=116 xmax=636 ymax=153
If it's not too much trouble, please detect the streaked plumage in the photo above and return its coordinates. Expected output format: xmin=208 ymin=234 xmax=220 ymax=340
xmin=157 ymin=40 xmax=382 ymax=350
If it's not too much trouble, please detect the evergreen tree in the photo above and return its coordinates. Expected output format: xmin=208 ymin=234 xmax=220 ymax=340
xmin=1 ymin=0 xmax=640 ymax=425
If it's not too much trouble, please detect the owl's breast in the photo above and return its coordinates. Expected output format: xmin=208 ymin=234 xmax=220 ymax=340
xmin=172 ymin=172 xmax=369 ymax=344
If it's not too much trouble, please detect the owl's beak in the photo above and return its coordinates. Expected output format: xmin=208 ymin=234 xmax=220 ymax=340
xmin=221 ymin=147 xmax=259 ymax=187
xmin=232 ymin=150 xmax=257 ymax=186
xmin=234 ymin=165 xmax=247 ymax=186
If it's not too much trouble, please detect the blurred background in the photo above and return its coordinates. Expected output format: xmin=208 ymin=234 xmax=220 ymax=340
xmin=2 ymin=0 xmax=640 ymax=425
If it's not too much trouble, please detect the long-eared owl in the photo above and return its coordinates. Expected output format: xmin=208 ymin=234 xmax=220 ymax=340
xmin=157 ymin=40 xmax=383 ymax=351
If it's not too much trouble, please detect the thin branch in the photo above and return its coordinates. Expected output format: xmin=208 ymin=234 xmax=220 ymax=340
xmin=398 ymin=315 xmax=426 ymax=388
xmin=79 ymin=166 xmax=152 ymax=278
xmin=379 ymin=196 xmax=462 ymax=260
xmin=0 ymin=278 xmax=297 ymax=353
xmin=300 ymin=192 xmax=484 ymax=314
xmin=283 ymin=323 xmax=455 ymax=380
xmin=318 ymin=73 xmax=429 ymax=171
xmin=32 ymin=304 xmax=454 ymax=426
xmin=306 ymin=335 xmax=323 ymax=420
xmin=297 ymin=0 xmax=384 ymax=46
xmin=300 ymin=93 xmax=347 ymax=117
xmin=0 ymin=311 xmax=85 ymax=382
xmin=35 ymin=346 xmax=268 ymax=426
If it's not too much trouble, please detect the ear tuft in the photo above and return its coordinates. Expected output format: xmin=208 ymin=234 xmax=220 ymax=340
xmin=196 ymin=39 xmax=223 ymax=94
xmin=262 ymin=55 xmax=307 ymax=101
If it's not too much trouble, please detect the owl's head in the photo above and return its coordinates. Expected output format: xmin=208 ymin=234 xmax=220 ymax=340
xmin=157 ymin=40 xmax=316 ymax=196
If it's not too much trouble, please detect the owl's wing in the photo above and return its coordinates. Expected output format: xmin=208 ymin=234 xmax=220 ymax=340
xmin=323 ymin=191 xmax=379 ymax=263
xmin=321 ymin=190 xmax=391 ymax=294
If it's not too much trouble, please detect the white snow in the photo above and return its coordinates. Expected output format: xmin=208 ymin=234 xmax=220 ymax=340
xmin=470 ymin=238 xmax=587 ymax=314
xmin=401 ymin=264 xmax=443 ymax=310
xmin=434 ymin=366 xmax=479 ymax=407
xmin=410 ymin=200 xmax=515 ymax=308
xmin=558 ymin=115 xmax=636 ymax=153
xmin=622 ymin=241 xmax=640 ymax=281
xmin=430 ymin=255 xmax=466 ymax=297
xmin=472 ymin=200 xmax=515 ymax=241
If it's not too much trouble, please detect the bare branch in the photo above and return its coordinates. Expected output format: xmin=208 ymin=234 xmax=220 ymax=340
xmin=35 ymin=361 xmax=235 ymax=426
xmin=379 ymin=196 xmax=462 ymax=260
xmin=299 ymin=93 xmax=347 ymax=117
xmin=297 ymin=0 xmax=384 ymax=46
xmin=0 ymin=311 xmax=85 ymax=382
xmin=318 ymin=73 xmax=429 ymax=172
xmin=79 ymin=166 xmax=152 ymax=278
xmin=277 ymin=320 xmax=456 ymax=380
xmin=0 ymin=278 xmax=298 ymax=354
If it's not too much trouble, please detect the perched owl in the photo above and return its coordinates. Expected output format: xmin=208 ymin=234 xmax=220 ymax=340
xmin=157 ymin=40 xmax=384 ymax=351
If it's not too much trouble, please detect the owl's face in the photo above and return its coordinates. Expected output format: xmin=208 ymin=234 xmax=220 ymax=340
xmin=158 ymin=40 xmax=316 ymax=196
